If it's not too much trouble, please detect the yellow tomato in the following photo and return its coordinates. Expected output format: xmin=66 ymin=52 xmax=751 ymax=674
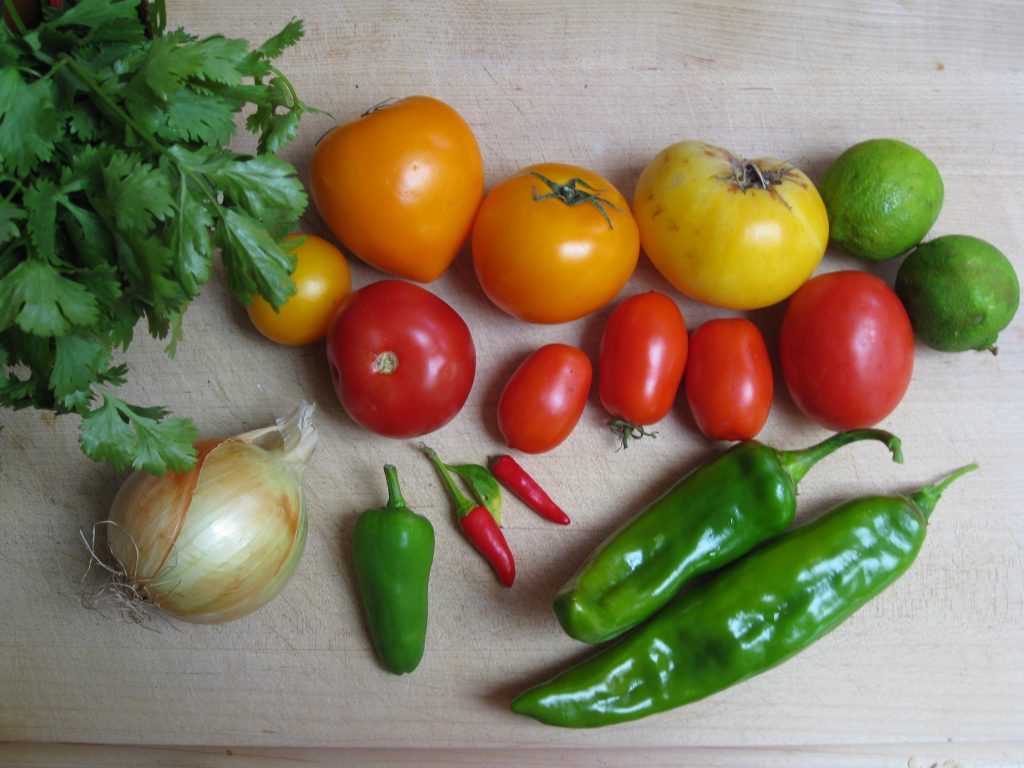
xmin=472 ymin=163 xmax=639 ymax=324
xmin=310 ymin=96 xmax=484 ymax=283
xmin=246 ymin=234 xmax=351 ymax=346
xmin=633 ymin=141 xmax=829 ymax=310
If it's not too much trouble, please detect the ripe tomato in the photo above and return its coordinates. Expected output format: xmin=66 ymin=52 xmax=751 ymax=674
xmin=633 ymin=140 xmax=829 ymax=310
xmin=598 ymin=291 xmax=688 ymax=444
xmin=497 ymin=344 xmax=592 ymax=454
xmin=310 ymin=96 xmax=484 ymax=283
xmin=326 ymin=280 xmax=476 ymax=438
xmin=685 ymin=318 xmax=773 ymax=441
xmin=246 ymin=234 xmax=351 ymax=346
xmin=472 ymin=163 xmax=639 ymax=324
xmin=780 ymin=270 xmax=915 ymax=430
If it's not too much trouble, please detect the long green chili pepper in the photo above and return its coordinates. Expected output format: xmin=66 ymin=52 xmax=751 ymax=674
xmin=353 ymin=465 xmax=435 ymax=675
xmin=555 ymin=429 xmax=903 ymax=644
xmin=513 ymin=463 xmax=977 ymax=728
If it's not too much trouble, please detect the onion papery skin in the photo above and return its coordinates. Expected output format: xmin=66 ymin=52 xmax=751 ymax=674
xmin=105 ymin=406 xmax=315 ymax=624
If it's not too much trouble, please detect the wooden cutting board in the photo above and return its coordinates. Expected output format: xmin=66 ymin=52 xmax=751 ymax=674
xmin=2 ymin=1 xmax=1022 ymax=765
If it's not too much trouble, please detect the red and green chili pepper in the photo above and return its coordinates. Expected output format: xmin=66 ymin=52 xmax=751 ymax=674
xmin=513 ymin=463 xmax=977 ymax=727
xmin=490 ymin=454 xmax=570 ymax=525
xmin=422 ymin=445 xmax=516 ymax=587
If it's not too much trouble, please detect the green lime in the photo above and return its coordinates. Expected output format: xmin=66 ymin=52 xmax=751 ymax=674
xmin=895 ymin=235 xmax=1019 ymax=352
xmin=819 ymin=138 xmax=944 ymax=261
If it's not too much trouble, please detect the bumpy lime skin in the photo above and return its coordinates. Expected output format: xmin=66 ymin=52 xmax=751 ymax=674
xmin=819 ymin=138 xmax=944 ymax=261
xmin=896 ymin=235 xmax=1020 ymax=352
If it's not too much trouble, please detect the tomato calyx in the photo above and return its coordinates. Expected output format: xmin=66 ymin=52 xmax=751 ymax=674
xmin=723 ymin=159 xmax=794 ymax=191
xmin=373 ymin=351 xmax=399 ymax=375
xmin=607 ymin=418 xmax=659 ymax=450
xmin=529 ymin=172 xmax=622 ymax=228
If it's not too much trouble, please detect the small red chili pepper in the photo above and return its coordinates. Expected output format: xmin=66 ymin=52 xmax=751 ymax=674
xmin=490 ymin=454 xmax=571 ymax=525
xmin=422 ymin=445 xmax=516 ymax=587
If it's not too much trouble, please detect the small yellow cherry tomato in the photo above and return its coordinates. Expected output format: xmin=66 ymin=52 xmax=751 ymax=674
xmin=633 ymin=140 xmax=829 ymax=310
xmin=246 ymin=234 xmax=351 ymax=346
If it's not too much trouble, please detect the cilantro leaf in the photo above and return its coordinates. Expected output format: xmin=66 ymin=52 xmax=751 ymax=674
xmin=78 ymin=393 xmax=136 ymax=471
xmin=0 ymin=259 xmax=100 ymax=336
xmin=258 ymin=109 xmax=301 ymax=155
xmin=0 ymin=199 xmax=24 ymax=246
xmin=50 ymin=333 xmax=111 ymax=410
xmin=129 ymin=407 xmax=198 ymax=474
xmin=257 ymin=19 xmax=304 ymax=60
xmin=0 ymin=68 xmax=63 ymax=176
xmin=24 ymin=179 xmax=60 ymax=263
xmin=52 ymin=0 xmax=142 ymax=32
xmin=217 ymin=207 xmax=296 ymax=310
xmin=158 ymin=88 xmax=238 ymax=146
xmin=167 ymin=171 xmax=214 ymax=297
xmin=99 ymin=150 xmax=175 ymax=234
xmin=204 ymin=152 xmax=307 ymax=239
xmin=79 ymin=393 xmax=199 ymax=475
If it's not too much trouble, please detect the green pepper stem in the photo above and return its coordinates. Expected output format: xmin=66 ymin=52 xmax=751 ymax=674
xmin=420 ymin=444 xmax=475 ymax=519
xmin=382 ymin=464 xmax=407 ymax=510
xmin=778 ymin=429 xmax=904 ymax=486
xmin=910 ymin=463 xmax=979 ymax=520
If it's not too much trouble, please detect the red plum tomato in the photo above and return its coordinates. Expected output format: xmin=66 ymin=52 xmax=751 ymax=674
xmin=497 ymin=344 xmax=592 ymax=453
xmin=326 ymin=280 xmax=476 ymax=438
xmin=685 ymin=318 xmax=773 ymax=441
xmin=598 ymin=291 xmax=688 ymax=442
xmin=780 ymin=270 xmax=914 ymax=430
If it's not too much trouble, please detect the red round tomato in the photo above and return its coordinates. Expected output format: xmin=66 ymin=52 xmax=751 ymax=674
xmin=326 ymin=280 xmax=476 ymax=438
xmin=497 ymin=344 xmax=592 ymax=454
xmin=598 ymin=291 xmax=688 ymax=442
xmin=780 ymin=270 xmax=914 ymax=430
xmin=685 ymin=318 xmax=773 ymax=441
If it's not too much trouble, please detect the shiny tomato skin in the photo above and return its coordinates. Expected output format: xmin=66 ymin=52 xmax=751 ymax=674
xmin=685 ymin=318 xmax=773 ymax=441
xmin=780 ymin=270 xmax=915 ymax=430
xmin=472 ymin=163 xmax=639 ymax=324
xmin=310 ymin=96 xmax=484 ymax=283
xmin=246 ymin=234 xmax=351 ymax=346
xmin=598 ymin=291 xmax=688 ymax=427
xmin=497 ymin=344 xmax=593 ymax=454
xmin=633 ymin=140 xmax=828 ymax=310
xmin=326 ymin=280 xmax=476 ymax=438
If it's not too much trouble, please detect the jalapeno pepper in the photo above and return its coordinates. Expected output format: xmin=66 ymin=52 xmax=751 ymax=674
xmin=353 ymin=465 xmax=435 ymax=675
xmin=555 ymin=429 xmax=903 ymax=644
xmin=513 ymin=463 xmax=977 ymax=727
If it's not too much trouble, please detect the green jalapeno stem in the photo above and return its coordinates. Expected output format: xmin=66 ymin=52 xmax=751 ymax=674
xmin=777 ymin=428 xmax=904 ymax=484
xmin=514 ymin=462 xmax=977 ymax=728
xmin=554 ymin=429 xmax=903 ymax=644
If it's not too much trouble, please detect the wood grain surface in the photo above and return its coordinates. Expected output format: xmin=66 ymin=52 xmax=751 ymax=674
xmin=2 ymin=1 xmax=1023 ymax=764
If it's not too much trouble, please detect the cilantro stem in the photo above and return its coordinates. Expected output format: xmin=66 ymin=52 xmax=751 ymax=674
xmin=2 ymin=0 xmax=28 ymax=36
xmin=58 ymin=53 xmax=230 ymax=236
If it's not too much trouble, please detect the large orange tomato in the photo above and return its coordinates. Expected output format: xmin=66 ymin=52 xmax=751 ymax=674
xmin=472 ymin=163 xmax=639 ymax=324
xmin=633 ymin=141 xmax=829 ymax=310
xmin=246 ymin=234 xmax=351 ymax=346
xmin=310 ymin=96 xmax=484 ymax=283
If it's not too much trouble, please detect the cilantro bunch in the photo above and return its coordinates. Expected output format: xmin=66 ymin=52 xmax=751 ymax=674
xmin=0 ymin=0 xmax=313 ymax=474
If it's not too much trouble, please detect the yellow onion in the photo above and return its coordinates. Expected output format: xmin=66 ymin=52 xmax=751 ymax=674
xmin=104 ymin=402 xmax=317 ymax=623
